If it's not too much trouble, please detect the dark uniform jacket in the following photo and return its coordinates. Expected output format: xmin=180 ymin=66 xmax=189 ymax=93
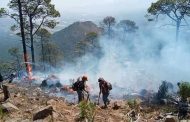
xmin=99 ymin=81 xmax=109 ymax=94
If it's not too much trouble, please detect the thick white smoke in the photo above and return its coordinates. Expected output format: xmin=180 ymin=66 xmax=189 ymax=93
xmin=39 ymin=21 xmax=190 ymax=99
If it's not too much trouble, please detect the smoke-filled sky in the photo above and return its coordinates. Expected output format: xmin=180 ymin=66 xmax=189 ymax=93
xmin=0 ymin=0 xmax=156 ymax=15
xmin=51 ymin=0 xmax=155 ymax=14
xmin=0 ymin=0 xmax=157 ymax=27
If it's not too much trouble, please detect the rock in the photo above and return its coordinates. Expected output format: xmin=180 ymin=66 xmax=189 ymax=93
xmin=33 ymin=105 xmax=53 ymax=121
xmin=160 ymin=99 xmax=168 ymax=105
xmin=40 ymin=80 xmax=48 ymax=88
xmin=155 ymin=114 xmax=164 ymax=120
xmin=14 ymin=93 xmax=21 ymax=97
xmin=165 ymin=115 xmax=178 ymax=122
xmin=5 ymin=118 xmax=22 ymax=122
xmin=128 ymin=110 xmax=136 ymax=118
xmin=33 ymin=115 xmax=52 ymax=122
xmin=47 ymin=99 xmax=57 ymax=105
xmin=35 ymin=98 xmax=39 ymax=101
xmin=21 ymin=119 xmax=30 ymax=122
xmin=52 ymin=111 xmax=59 ymax=118
xmin=112 ymin=102 xmax=120 ymax=110
xmin=2 ymin=102 xmax=19 ymax=111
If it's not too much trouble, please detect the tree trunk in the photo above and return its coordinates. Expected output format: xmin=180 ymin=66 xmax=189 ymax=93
xmin=18 ymin=0 xmax=29 ymax=75
xmin=47 ymin=44 xmax=51 ymax=66
xmin=40 ymin=36 xmax=45 ymax=71
xmin=29 ymin=15 xmax=35 ymax=70
xmin=108 ymin=23 xmax=111 ymax=38
xmin=176 ymin=20 xmax=181 ymax=42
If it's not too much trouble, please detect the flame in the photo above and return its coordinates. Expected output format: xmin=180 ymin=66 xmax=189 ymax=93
xmin=86 ymin=85 xmax=91 ymax=92
xmin=23 ymin=54 xmax=33 ymax=81
xmin=60 ymin=85 xmax=75 ymax=94
xmin=27 ymin=64 xmax=33 ymax=80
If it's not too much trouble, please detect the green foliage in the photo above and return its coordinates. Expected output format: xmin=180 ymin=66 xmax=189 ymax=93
xmin=74 ymin=32 xmax=101 ymax=58
xmin=156 ymin=81 xmax=170 ymax=100
xmin=8 ymin=48 xmax=20 ymax=57
xmin=85 ymin=32 xmax=98 ymax=43
xmin=78 ymin=101 xmax=96 ymax=122
xmin=0 ymin=8 xmax=6 ymax=17
xmin=103 ymin=16 xmax=116 ymax=27
xmin=101 ymin=16 xmax=116 ymax=36
xmin=178 ymin=82 xmax=190 ymax=101
xmin=0 ymin=61 xmax=13 ymax=76
xmin=37 ymin=28 xmax=51 ymax=37
xmin=36 ymin=28 xmax=63 ymax=68
xmin=0 ymin=105 xmax=6 ymax=119
xmin=162 ymin=105 xmax=177 ymax=113
xmin=127 ymin=99 xmax=137 ymax=109
xmin=148 ymin=0 xmax=190 ymax=18
xmin=8 ymin=47 xmax=23 ymax=74
xmin=147 ymin=0 xmax=190 ymax=41
xmin=1 ymin=0 xmax=61 ymax=68
xmin=127 ymin=99 xmax=141 ymax=110
xmin=117 ymin=20 xmax=138 ymax=33
xmin=42 ymin=41 xmax=63 ymax=67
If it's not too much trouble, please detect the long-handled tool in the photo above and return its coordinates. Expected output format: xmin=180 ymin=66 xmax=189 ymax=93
xmin=86 ymin=91 xmax=90 ymax=102
xmin=97 ymin=93 xmax=101 ymax=105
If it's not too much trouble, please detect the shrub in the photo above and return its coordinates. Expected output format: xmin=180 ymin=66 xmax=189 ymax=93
xmin=156 ymin=81 xmax=170 ymax=101
xmin=178 ymin=82 xmax=190 ymax=101
xmin=127 ymin=99 xmax=137 ymax=109
xmin=0 ymin=105 xmax=6 ymax=119
xmin=78 ymin=101 xmax=96 ymax=122
xmin=127 ymin=99 xmax=141 ymax=110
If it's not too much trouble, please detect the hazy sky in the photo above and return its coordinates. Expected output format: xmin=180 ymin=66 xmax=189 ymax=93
xmin=0 ymin=0 xmax=156 ymax=28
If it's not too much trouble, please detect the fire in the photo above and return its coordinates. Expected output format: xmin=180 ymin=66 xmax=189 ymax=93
xmin=60 ymin=85 xmax=75 ymax=94
xmin=86 ymin=84 xmax=91 ymax=92
xmin=23 ymin=54 xmax=33 ymax=81
xmin=27 ymin=64 xmax=33 ymax=80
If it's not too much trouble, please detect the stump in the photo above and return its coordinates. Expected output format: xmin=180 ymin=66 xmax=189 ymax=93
xmin=3 ymin=85 xmax=10 ymax=101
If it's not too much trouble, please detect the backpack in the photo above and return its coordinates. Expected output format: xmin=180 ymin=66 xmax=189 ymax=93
xmin=72 ymin=80 xmax=80 ymax=91
xmin=72 ymin=79 xmax=84 ymax=91
xmin=107 ymin=82 xmax=112 ymax=90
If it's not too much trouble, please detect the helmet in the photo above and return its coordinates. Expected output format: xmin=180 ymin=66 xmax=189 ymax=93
xmin=98 ymin=77 xmax=104 ymax=82
xmin=82 ymin=76 xmax=88 ymax=81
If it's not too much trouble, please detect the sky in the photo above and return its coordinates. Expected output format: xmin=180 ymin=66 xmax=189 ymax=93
xmin=0 ymin=0 xmax=156 ymax=28
xmin=51 ymin=0 xmax=156 ymax=26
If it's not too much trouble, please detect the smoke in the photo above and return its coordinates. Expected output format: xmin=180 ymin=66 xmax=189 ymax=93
xmin=54 ymin=21 xmax=190 ymax=97
xmin=16 ymin=18 xmax=189 ymax=101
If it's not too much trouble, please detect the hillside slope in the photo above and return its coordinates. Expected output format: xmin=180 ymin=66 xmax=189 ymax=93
xmin=0 ymin=82 xmax=180 ymax=122
xmin=52 ymin=21 xmax=102 ymax=62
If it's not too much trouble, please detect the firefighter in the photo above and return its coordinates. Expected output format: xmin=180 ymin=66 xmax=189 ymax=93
xmin=98 ymin=78 xmax=112 ymax=108
xmin=73 ymin=76 xmax=89 ymax=103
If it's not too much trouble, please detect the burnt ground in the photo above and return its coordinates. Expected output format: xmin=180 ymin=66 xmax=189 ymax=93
xmin=0 ymin=82 xmax=187 ymax=122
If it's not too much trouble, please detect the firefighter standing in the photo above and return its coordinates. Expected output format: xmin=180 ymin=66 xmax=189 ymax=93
xmin=98 ymin=78 xmax=111 ymax=108
xmin=75 ymin=76 xmax=89 ymax=103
